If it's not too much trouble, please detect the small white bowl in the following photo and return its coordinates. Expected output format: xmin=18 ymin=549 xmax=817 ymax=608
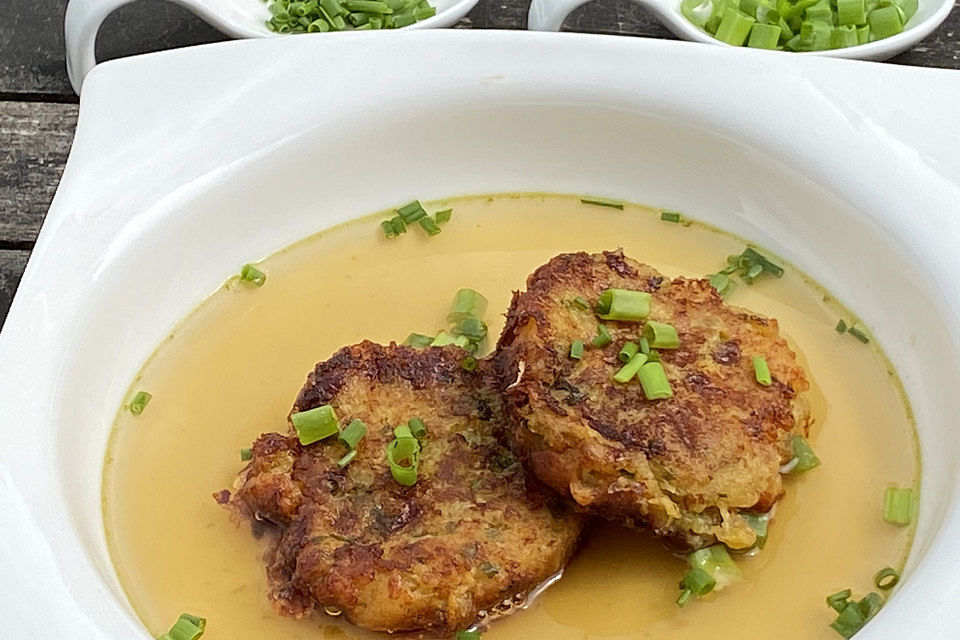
xmin=64 ymin=0 xmax=480 ymax=93
xmin=528 ymin=0 xmax=954 ymax=61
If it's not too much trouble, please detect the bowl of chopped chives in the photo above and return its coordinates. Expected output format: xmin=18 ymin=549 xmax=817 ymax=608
xmin=528 ymin=0 xmax=953 ymax=59
xmin=65 ymin=0 xmax=480 ymax=93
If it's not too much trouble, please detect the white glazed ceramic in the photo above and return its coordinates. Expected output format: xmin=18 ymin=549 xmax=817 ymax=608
xmin=63 ymin=0 xmax=480 ymax=93
xmin=2 ymin=31 xmax=960 ymax=639
xmin=528 ymin=0 xmax=954 ymax=61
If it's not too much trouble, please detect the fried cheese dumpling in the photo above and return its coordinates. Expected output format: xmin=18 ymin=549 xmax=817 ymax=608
xmin=228 ymin=342 xmax=582 ymax=633
xmin=494 ymin=251 xmax=810 ymax=550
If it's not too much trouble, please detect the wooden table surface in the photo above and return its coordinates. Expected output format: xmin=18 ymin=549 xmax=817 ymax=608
xmin=1 ymin=0 xmax=959 ymax=326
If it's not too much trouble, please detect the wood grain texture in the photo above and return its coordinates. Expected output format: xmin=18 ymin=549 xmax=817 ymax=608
xmin=0 ymin=101 xmax=78 ymax=244
xmin=0 ymin=250 xmax=29 ymax=329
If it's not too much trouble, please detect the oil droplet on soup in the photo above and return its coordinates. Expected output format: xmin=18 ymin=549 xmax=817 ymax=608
xmin=103 ymin=194 xmax=918 ymax=640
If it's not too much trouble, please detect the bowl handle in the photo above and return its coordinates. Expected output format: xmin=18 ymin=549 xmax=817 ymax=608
xmin=527 ymin=0 xmax=593 ymax=30
xmin=64 ymin=0 xmax=141 ymax=94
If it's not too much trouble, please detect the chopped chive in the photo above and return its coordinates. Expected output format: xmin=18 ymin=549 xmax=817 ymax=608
xmin=571 ymin=295 xmax=591 ymax=310
xmin=827 ymin=588 xmax=853 ymax=613
xmin=431 ymin=331 xmax=468 ymax=348
xmin=435 ymin=208 xmax=452 ymax=224
xmin=394 ymin=423 xmax=414 ymax=440
xmin=787 ymin=435 xmax=820 ymax=473
xmin=461 ymin=355 xmax=478 ymax=371
xmin=643 ymin=321 xmax=680 ymax=349
xmin=239 ymin=264 xmax=267 ymax=287
xmin=868 ymin=4 xmax=903 ymax=39
xmin=291 ymin=405 xmax=339 ymax=445
xmin=240 ymin=448 xmax=253 ymax=461
xmin=681 ymin=567 xmax=716 ymax=596
xmin=741 ymin=511 xmax=770 ymax=548
xmin=638 ymin=336 xmax=650 ymax=355
xmin=403 ymin=333 xmax=434 ymax=348
xmin=858 ymin=592 xmax=883 ymax=620
xmin=830 ymin=601 xmax=866 ymax=639
xmin=337 ymin=450 xmax=357 ymax=467
xmin=883 ymin=486 xmax=915 ymax=525
xmin=676 ymin=588 xmax=693 ymax=607
xmin=339 ymin=418 xmax=367 ymax=450
xmin=454 ymin=316 xmax=488 ymax=342
xmin=638 ymin=362 xmax=672 ymax=400
xmin=689 ymin=545 xmax=741 ymax=588
xmin=343 ymin=0 xmax=393 ymax=12
xmin=618 ymin=341 xmax=639 ymax=363
xmin=614 ymin=353 xmax=649 ymax=383
xmin=580 ymin=196 xmax=624 ymax=210
xmin=448 ymin=288 xmax=488 ymax=323
xmin=381 ymin=218 xmax=401 ymax=238
xmin=753 ymin=356 xmax=772 ymax=386
xmin=592 ymin=324 xmax=613 ymax=348
xmin=848 ymin=323 xmax=870 ymax=344
xmin=748 ymin=22 xmax=782 ymax=48
xmin=408 ymin=417 xmax=427 ymax=439
xmin=397 ymin=200 xmax=426 ymax=223
xmin=455 ymin=631 xmax=481 ymax=640
xmin=386 ymin=436 xmax=420 ymax=486
xmin=708 ymin=273 xmax=735 ymax=299
xmin=128 ymin=391 xmax=152 ymax=415
xmin=874 ymin=567 xmax=899 ymax=590
xmin=661 ymin=210 xmax=682 ymax=223
xmin=570 ymin=339 xmax=585 ymax=360
xmin=715 ymin=7 xmax=756 ymax=45
xmin=727 ymin=248 xmax=784 ymax=284
xmin=596 ymin=288 xmax=652 ymax=322
xmin=419 ymin=216 xmax=441 ymax=236
xmin=158 ymin=613 xmax=206 ymax=640
xmin=835 ymin=319 xmax=848 ymax=334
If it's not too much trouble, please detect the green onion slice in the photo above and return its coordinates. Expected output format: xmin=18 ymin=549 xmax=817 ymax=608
xmin=835 ymin=319 xmax=848 ymax=334
xmin=784 ymin=435 xmax=820 ymax=474
xmin=394 ymin=423 xmax=414 ymax=440
xmin=753 ymin=356 xmax=772 ymax=386
xmin=681 ymin=567 xmax=717 ymax=595
xmin=661 ymin=210 xmax=682 ymax=223
xmin=614 ymin=353 xmax=649 ymax=383
xmin=638 ymin=336 xmax=651 ymax=355
xmin=435 ymin=208 xmax=452 ymax=224
xmin=830 ymin=601 xmax=866 ymax=639
xmin=455 ymin=631 xmax=482 ymax=640
xmin=618 ymin=341 xmax=639 ymax=363
xmin=408 ymin=417 xmax=427 ymax=439
xmin=874 ymin=567 xmax=899 ymax=590
xmin=448 ymin=288 xmax=488 ymax=323
xmin=461 ymin=355 xmax=478 ymax=371
xmin=339 ymin=419 xmax=367 ymax=450
xmin=397 ymin=200 xmax=427 ymax=223
xmin=455 ymin=316 xmax=488 ymax=341
xmin=596 ymin=288 xmax=652 ymax=322
xmin=643 ymin=321 xmax=680 ymax=349
xmin=580 ymin=196 xmax=624 ymax=210
xmin=128 ymin=391 xmax=152 ymax=415
xmin=158 ymin=613 xmax=206 ymax=640
xmin=239 ymin=263 xmax=266 ymax=287
xmin=826 ymin=588 xmax=853 ymax=613
xmin=572 ymin=296 xmax=591 ymax=310
xmin=337 ymin=449 xmax=357 ymax=468
xmin=689 ymin=544 xmax=742 ymax=589
xmin=883 ymin=486 xmax=916 ymax=525
xmin=741 ymin=511 xmax=770 ymax=548
xmin=638 ymin=362 xmax=673 ymax=400
xmin=403 ymin=333 xmax=434 ymax=348
xmin=848 ymin=323 xmax=870 ymax=344
xmin=240 ymin=448 xmax=253 ymax=461
xmin=291 ymin=405 xmax=340 ymax=445
xmin=708 ymin=273 xmax=735 ymax=299
xmin=570 ymin=339 xmax=585 ymax=360
xmin=592 ymin=323 xmax=613 ymax=348
xmin=431 ymin=331 xmax=469 ymax=348
xmin=386 ymin=436 xmax=420 ymax=486
xmin=419 ymin=215 xmax=441 ymax=236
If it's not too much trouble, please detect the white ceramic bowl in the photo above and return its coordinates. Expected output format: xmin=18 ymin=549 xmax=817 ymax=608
xmin=64 ymin=0 xmax=480 ymax=93
xmin=3 ymin=31 xmax=960 ymax=639
xmin=528 ymin=0 xmax=955 ymax=61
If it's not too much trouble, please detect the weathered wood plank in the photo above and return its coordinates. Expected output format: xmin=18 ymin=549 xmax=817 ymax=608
xmin=0 ymin=250 xmax=30 ymax=329
xmin=0 ymin=101 xmax=78 ymax=243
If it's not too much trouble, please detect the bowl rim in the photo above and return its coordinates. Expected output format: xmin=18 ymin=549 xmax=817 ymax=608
xmin=4 ymin=31 xmax=960 ymax=638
